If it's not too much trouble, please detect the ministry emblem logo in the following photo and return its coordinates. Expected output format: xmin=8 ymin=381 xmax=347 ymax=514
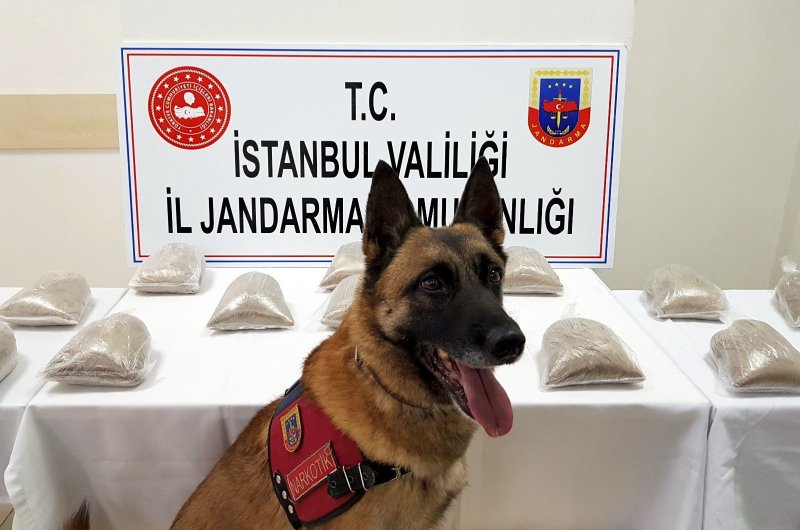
xmin=148 ymin=66 xmax=231 ymax=150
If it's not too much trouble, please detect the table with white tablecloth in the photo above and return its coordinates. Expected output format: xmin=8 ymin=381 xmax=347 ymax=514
xmin=0 ymin=288 xmax=126 ymax=503
xmin=6 ymin=270 xmax=710 ymax=530
xmin=616 ymin=289 xmax=800 ymax=530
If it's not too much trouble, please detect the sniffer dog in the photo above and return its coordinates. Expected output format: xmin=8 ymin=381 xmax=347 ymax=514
xmin=64 ymin=158 xmax=525 ymax=530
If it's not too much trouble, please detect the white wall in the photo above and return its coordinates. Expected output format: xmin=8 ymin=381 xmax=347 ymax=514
xmin=0 ymin=0 xmax=121 ymax=93
xmin=1 ymin=0 xmax=799 ymax=289
xmin=597 ymin=0 xmax=800 ymax=289
xmin=0 ymin=150 xmax=130 ymax=286
xmin=775 ymin=134 xmax=800 ymax=280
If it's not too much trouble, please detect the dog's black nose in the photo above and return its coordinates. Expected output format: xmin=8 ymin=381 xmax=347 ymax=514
xmin=487 ymin=327 xmax=526 ymax=361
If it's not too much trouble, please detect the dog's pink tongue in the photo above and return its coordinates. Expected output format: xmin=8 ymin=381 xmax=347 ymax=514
xmin=455 ymin=361 xmax=513 ymax=437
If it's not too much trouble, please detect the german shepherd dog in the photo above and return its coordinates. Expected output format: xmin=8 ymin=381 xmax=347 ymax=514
xmin=64 ymin=158 xmax=525 ymax=530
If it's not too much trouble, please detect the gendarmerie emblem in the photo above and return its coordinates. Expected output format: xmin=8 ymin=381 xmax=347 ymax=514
xmin=281 ymin=404 xmax=303 ymax=453
xmin=528 ymin=69 xmax=592 ymax=148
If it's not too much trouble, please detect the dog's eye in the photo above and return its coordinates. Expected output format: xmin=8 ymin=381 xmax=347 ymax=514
xmin=488 ymin=267 xmax=502 ymax=285
xmin=420 ymin=275 xmax=442 ymax=291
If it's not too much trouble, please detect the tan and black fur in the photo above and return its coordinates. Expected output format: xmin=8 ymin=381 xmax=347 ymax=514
xmin=65 ymin=158 xmax=525 ymax=530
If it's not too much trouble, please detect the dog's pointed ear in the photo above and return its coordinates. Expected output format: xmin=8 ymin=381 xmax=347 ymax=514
xmin=453 ymin=157 xmax=505 ymax=249
xmin=363 ymin=161 xmax=422 ymax=279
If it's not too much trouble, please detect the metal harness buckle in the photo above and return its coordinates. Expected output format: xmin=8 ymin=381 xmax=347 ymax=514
xmin=386 ymin=466 xmax=402 ymax=484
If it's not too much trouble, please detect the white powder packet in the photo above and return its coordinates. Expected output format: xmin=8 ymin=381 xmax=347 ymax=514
xmin=41 ymin=313 xmax=152 ymax=387
xmin=540 ymin=317 xmax=645 ymax=388
xmin=319 ymin=241 xmax=365 ymax=289
xmin=710 ymin=319 xmax=800 ymax=393
xmin=503 ymin=246 xmax=563 ymax=294
xmin=207 ymin=272 xmax=294 ymax=330
xmin=321 ymin=274 xmax=360 ymax=328
xmin=644 ymin=264 xmax=728 ymax=320
xmin=0 ymin=272 xmax=91 ymax=326
xmin=773 ymin=256 xmax=800 ymax=328
xmin=129 ymin=243 xmax=205 ymax=294
xmin=0 ymin=322 xmax=17 ymax=383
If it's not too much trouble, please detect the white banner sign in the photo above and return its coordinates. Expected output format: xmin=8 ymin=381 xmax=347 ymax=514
xmin=119 ymin=45 xmax=626 ymax=266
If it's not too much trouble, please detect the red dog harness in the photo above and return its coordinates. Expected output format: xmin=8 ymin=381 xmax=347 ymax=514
xmin=268 ymin=381 xmax=408 ymax=528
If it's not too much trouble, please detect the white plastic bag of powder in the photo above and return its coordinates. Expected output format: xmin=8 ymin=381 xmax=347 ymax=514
xmin=0 ymin=272 xmax=91 ymax=326
xmin=41 ymin=313 xmax=153 ymax=387
xmin=129 ymin=243 xmax=205 ymax=294
xmin=207 ymin=272 xmax=294 ymax=330
xmin=319 ymin=241 xmax=365 ymax=290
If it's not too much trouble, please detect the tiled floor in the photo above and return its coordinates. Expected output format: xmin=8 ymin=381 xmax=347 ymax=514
xmin=0 ymin=504 xmax=12 ymax=530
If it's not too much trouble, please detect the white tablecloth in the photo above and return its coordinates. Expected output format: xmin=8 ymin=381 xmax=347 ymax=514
xmin=0 ymin=288 xmax=125 ymax=503
xmin=6 ymin=270 xmax=710 ymax=530
xmin=455 ymin=271 xmax=710 ymax=530
xmin=615 ymin=289 xmax=800 ymax=530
